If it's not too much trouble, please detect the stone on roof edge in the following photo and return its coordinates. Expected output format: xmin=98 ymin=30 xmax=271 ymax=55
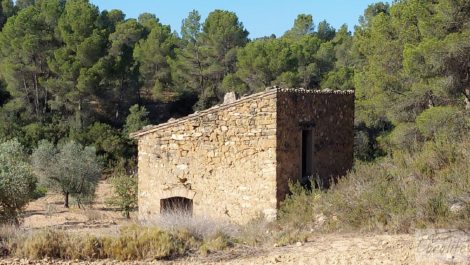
xmin=130 ymin=88 xmax=354 ymax=138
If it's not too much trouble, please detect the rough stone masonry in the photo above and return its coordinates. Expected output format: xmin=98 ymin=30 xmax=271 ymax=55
xmin=131 ymin=88 xmax=354 ymax=224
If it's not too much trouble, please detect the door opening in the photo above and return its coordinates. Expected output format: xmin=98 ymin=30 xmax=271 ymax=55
xmin=160 ymin=197 xmax=193 ymax=216
xmin=301 ymin=129 xmax=314 ymax=188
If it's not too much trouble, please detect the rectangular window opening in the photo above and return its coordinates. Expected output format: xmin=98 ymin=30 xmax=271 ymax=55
xmin=301 ymin=129 xmax=314 ymax=187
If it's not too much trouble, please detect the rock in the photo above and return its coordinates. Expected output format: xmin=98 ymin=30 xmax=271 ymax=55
xmin=296 ymin=241 xmax=303 ymax=247
xmin=450 ymin=202 xmax=465 ymax=213
xmin=223 ymin=92 xmax=238 ymax=104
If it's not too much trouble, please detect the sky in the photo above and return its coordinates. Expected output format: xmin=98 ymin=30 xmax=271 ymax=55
xmin=89 ymin=0 xmax=382 ymax=38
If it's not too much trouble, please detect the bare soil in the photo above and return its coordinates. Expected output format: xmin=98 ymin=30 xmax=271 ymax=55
xmin=20 ymin=181 xmax=136 ymax=235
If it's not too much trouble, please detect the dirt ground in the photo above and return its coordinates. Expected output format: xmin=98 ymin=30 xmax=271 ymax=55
xmin=1 ymin=182 xmax=468 ymax=265
xmin=20 ymin=181 xmax=136 ymax=235
xmin=3 ymin=233 xmax=464 ymax=265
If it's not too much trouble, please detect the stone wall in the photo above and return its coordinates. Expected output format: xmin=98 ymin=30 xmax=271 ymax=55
xmin=136 ymin=90 xmax=278 ymax=224
xmin=134 ymin=88 xmax=355 ymax=223
xmin=276 ymin=90 xmax=355 ymax=203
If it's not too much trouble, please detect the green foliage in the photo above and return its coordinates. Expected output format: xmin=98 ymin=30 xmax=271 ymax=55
xmin=0 ymin=0 xmax=14 ymax=29
xmin=283 ymin=14 xmax=314 ymax=39
xmin=106 ymin=174 xmax=137 ymax=218
xmin=382 ymin=122 xmax=422 ymax=152
xmin=124 ymin=104 xmax=149 ymax=135
xmin=31 ymin=140 xmax=101 ymax=208
xmin=415 ymin=106 xmax=466 ymax=139
xmin=134 ymin=17 xmax=178 ymax=101
xmin=0 ymin=139 xmax=36 ymax=224
xmin=73 ymin=122 xmax=128 ymax=163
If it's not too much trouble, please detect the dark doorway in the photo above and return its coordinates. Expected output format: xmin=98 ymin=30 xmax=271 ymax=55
xmin=160 ymin=197 xmax=193 ymax=215
xmin=301 ymin=130 xmax=314 ymax=188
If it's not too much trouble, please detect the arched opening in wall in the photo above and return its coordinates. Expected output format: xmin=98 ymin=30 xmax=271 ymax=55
xmin=160 ymin=197 xmax=193 ymax=216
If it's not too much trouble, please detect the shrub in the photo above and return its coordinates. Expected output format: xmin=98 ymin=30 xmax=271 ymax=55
xmin=198 ymin=232 xmax=233 ymax=256
xmin=12 ymin=226 xmax=198 ymax=261
xmin=415 ymin=106 xmax=465 ymax=139
xmin=106 ymin=174 xmax=138 ymax=218
xmin=0 ymin=139 xmax=37 ymax=224
xmin=151 ymin=210 xmax=239 ymax=241
xmin=276 ymin=133 xmax=470 ymax=234
xmin=103 ymin=226 xmax=190 ymax=260
xmin=238 ymin=214 xmax=270 ymax=246
xmin=0 ymin=224 xmax=18 ymax=257
xmin=383 ymin=122 xmax=423 ymax=152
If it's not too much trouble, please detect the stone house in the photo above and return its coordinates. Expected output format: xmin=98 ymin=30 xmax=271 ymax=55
xmin=131 ymin=88 xmax=355 ymax=224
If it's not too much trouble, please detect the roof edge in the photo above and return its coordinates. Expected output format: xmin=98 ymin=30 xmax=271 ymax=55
xmin=130 ymin=88 xmax=354 ymax=138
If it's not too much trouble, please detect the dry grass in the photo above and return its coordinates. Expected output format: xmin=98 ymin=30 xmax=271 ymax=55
xmin=148 ymin=209 xmax=240 ymax=240
xmin=8 ymin=211 xmax=240 ymax=261
xmin=11 ymin=226 xmax=197 ymax=261
xmin=0 ymin=224 xmax=19 ymax=257
xmin=276 ymin=134 xmax=470 ymax=239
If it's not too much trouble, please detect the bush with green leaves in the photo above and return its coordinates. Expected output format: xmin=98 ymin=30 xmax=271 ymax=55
xmin=106 ymin=174 xmax=137 ymax=218
xmin=381 ymin=122 xmax=423 ymax=152
xmin=416 ymin=106 xmax=466 ymax=139
xmin=32 ymin=140 xmax=101 ymax=208
xmin=0 ymin=139 xmax=36 ymax=224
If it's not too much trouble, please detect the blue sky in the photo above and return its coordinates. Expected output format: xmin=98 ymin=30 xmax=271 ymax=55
xmin=90 ymin=0 xmax=382 ymax=38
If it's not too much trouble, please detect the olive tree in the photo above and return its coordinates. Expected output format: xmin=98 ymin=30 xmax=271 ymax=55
xmin=0 ymin=139 xmax=36 ymax=224
xmin=32 ymin=141 xmax=101 ymax=208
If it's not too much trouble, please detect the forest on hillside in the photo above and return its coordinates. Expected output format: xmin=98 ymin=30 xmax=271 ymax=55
xmin=0 ymin=0 xmax=469 ymax=167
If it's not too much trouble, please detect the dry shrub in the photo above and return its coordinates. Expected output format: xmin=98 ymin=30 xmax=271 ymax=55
xmin=238 ymin=214 xmax=271 ymax=246
xmin=11 ymin=212 xmax=242 ymax=261
xmin=274 ymin=230 xmax=309 ymax=247
xmin=198 ymin=232 xmax=233 ymax=256
xmin=0 ymin=224 xmax=20 ymax=257
xmin=146 ymin=210 xmax=238 ymax=254
xmin=83 ymin=209 xmax=104 ymax=222
xmin=12 ymin=226 xmax=197 ymax=261
xmin=277 ymin=134 xmax=470 ymax=234
xmin=150 ymin=209 xmax=239 ymax=241
xmin=104 ymin=225 xmax=193 ymax=260
xmin=14 ymin=229 xmax=74 ymax=259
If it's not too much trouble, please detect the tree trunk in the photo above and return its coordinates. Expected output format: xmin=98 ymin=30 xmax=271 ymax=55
xmin=125 ymin=207 xmax=130 ymax=219
xmin=64 ymin=192 xmax=69 ymax=208
xmin=33 ymin=73 xmax=40 ymax=119
xmin=464 ymin=88 xmax=470 ymax=110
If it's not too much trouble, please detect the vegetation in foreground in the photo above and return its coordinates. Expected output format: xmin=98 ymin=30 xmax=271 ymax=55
xmin=1 ymin=220 xmax=234 ymax=261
